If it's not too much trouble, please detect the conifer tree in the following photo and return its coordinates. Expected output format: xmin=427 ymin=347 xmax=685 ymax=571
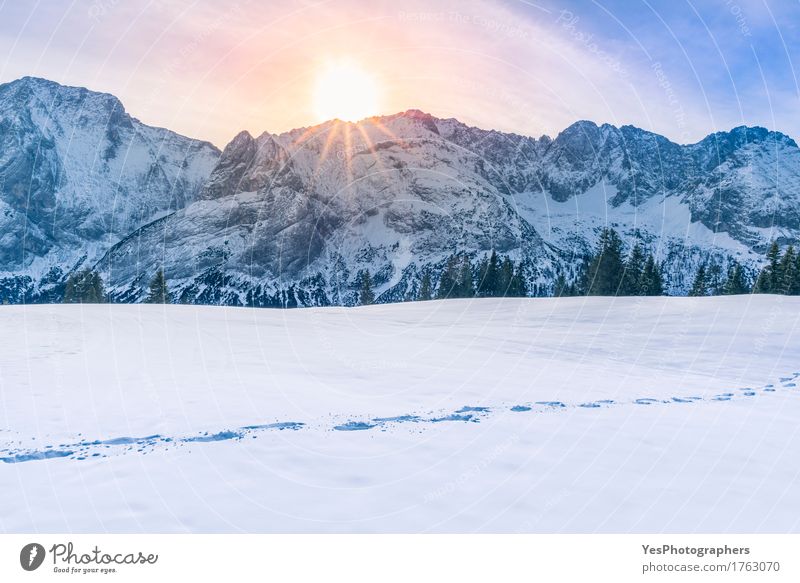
xmin=586 ymin=228 xmax=625 ymax=295
xmin=477 ymin=251 xmax=500 ymax=297
xmin=622 ymin=243 xmax=645 ymax=295
xmin=755 ymin=242 xmax=781 ymax=293
xmin=778 ymin=245 xmax=796 ymax=294
xmin=754 ymin=269 xmax=770 ymax=294
xmin=145 ymin=269 xmax=169 ymax=304
xmin=553 ymin=273 xmax=569 ymax=297
xmin=418 ymin=269 xmax=433 ymax=301
xmin=63 ymin=269 xmax=106 ymax=303
xmin=792 ymin=253 xmax=800 ymax=295
xmin=358 ymin=270 xmax=374 ymax=305
xmin=639 ymin=255 xmax=664 ymax=296
xmin=722 ymin=262 xmax=749 ymax=295
xmin=89 ymin=271 xmax=104 ymax=303
xmin=456 ymin=255 xmax=475 ymax=298
xmin=508 ymin=261 xmax=528 ymax=297
xmin=437 ymin=256 xmax=460 ymax=299
xmin=285 ymin=285 xmax=298 ymax=308
xmin=498 ymin=256 xmax=514 ymax=296
xmin=572 ymin=256 xmax=591 ymax=296
xmin=706 ymin=262 xmax=724 ymax=296
xmin=66 ymin=276 xmax=78 ymax=304
xmin=689 ymin=264 xmax=708 ymax=297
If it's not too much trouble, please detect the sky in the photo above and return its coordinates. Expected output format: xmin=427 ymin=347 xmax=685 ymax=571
xmin=0 ymin=0 xmax=798 ymax=148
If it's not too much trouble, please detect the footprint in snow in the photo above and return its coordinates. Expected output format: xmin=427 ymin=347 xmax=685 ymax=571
xmin=183 ymin=431 xmax=241 ymax=443
xmin=576 ymin=399 xmax=615 ymax=408
xmin=6 ymin=371 xmax=798 ymax=463
xmin=429 ymin=413 xmax=477 ymax=423
xmin=333 ymin=421 xmax=376 ymax=431
xmin=634 ymin=398 xmax=660 ymax=405
xmin=372 ymin=415 xmax=421 ymax=424
xmin=240 ymin=422 xmax=304 ymax=431
xmin=0 ymin=450 xmax=73 ymax=463
xmin=671 ymin=396 xmax=702 ymax=403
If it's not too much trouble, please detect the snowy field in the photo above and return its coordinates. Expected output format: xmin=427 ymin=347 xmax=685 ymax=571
xmin=1 ymin=296 xmax=799 ymax=533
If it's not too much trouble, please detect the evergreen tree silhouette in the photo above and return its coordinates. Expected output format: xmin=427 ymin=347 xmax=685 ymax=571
xmin=418 ymin=269 xmax=433 ymax=301
xmin=358 ymin=270 xmax=375 ymax=305
xmin=586 ymin=228 xmax=625 ymax=295
xmin=145 ymin=269 xmax=169 ymax=304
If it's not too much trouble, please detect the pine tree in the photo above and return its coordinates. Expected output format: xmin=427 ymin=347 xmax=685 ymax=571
xmin=778 ymin=245 xmax=796 ymax=294
xmin=792 ymin=253 xmax=800 ymax=295
xmin=767 ymin=241 xmax=782 ymax=289
xmin=706 ymin=262 xmax=724 ymax=296
xmin=63 ymin=269 xmax=106 ymax=303
xmin=456 ymin=255 xmax=475 ymax=298
xmin=722 ymin=262 xmax=749 ymax=295
xmin=586 ymin=228 xmax=625 ymax=295
xmin=622 ymin=243 xmax=645 ymax=295
xmin=67 ymin=272 xmax=79 ymax=303
xmin=639 ymin=255 xmax=664 ymax=296
xmin=689 ymin=264 xmax=708 ymax=297
xmin=755 ymin=242 xmax=781 ymax=293
xmin=145 ymin=269 xmax=169 ymax=304
xmin=508 ymin=261 xmax=528 ymax=297
xmin=754 ymin=269 xmax=770 ymax=294
xmin=477 ymin=251 xmax=500 ymax=297
xmin=572 ymin=256 xmax=591 ymax=296
xmin=285 ymin=285 xmax=298 ymax=308
xmin=553 ymin=273 xmax=569 ymax=297
xmin=418 ymin=269 xmax=433 ymax=301
xmin=437 ymin=256 xmax=460 ymax=299
xmin=498 ymin=257 xmax=514 ymax=296
xmin=358 ymin=270 xmax=375 ymax=305
xmin=88 ymin=272 xmax=104 ymax=303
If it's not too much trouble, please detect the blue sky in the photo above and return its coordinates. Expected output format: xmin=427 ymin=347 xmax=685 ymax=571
xmin=0 ymin=0 xmax=797 ymax=147
xmin=530 ymin=0 xmax=800 ymax=141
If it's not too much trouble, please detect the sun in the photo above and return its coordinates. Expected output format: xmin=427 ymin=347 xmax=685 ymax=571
xmin=313 ymin=60 xmax=379 ymax=123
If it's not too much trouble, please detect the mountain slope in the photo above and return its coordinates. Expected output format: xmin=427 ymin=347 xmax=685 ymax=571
xmin=0 ymin=77 xmax=220 ymax=300
xmin=2 ymin=77 xmax=798 ymax=306
xmin=100 ymin=110 xmax=797 ymax=304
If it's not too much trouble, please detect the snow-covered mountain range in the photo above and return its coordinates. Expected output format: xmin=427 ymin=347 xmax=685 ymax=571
xmin=2 ymin=77 xmax=798 ymax=305
xmin=0 ymin=77 xmax=219 ymax=301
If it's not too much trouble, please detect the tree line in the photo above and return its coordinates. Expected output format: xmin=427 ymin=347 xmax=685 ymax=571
xmin=356 ymin=250 xmax=529 ymax=305
xmin=554 ymin=228 xmax=665 ymax=297
xmin=754 ymin=242 xmax=800 ymax=295
xmin=687 ymin=241 xmax=800 ymax=296
xmin=62 ymin=268 xmax=169 ymax=304
xmin=54 ymin=237 xmax=800 ymax=306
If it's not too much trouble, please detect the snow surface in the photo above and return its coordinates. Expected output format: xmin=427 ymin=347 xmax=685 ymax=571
xmin=1 ymin=296 xmax=799 ymax=533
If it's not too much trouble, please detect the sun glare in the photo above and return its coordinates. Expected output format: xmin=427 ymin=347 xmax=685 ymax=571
xmin=313 ymin=60 xmax=379 ymax=123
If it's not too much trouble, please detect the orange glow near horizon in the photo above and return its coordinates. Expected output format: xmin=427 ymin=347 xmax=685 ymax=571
xmin=313 ymin=60 xmax=380 ymax=123
xmin=0 ymin=1 xmax=762 ymax=147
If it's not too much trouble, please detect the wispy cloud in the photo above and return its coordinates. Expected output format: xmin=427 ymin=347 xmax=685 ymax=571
xmin=1 ymin=0 xmax=797 ymax=147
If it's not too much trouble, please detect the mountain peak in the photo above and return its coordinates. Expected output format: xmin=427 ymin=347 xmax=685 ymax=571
xmin=721 ymin=125 xmax=796 ymax=148
xmin=0 ymin=75 xmax=126 ymax=121
xmin=0 ymin=76 xmax=220 ymax=279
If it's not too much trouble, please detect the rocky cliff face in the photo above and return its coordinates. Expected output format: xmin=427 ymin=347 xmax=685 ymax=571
xmin=2 ymin=78 xmax=797 ymax=306
xmin=0 ymin=77 xmax=219 ymax=301
xmin=98 ymin=109 xmax=798 ymax=305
